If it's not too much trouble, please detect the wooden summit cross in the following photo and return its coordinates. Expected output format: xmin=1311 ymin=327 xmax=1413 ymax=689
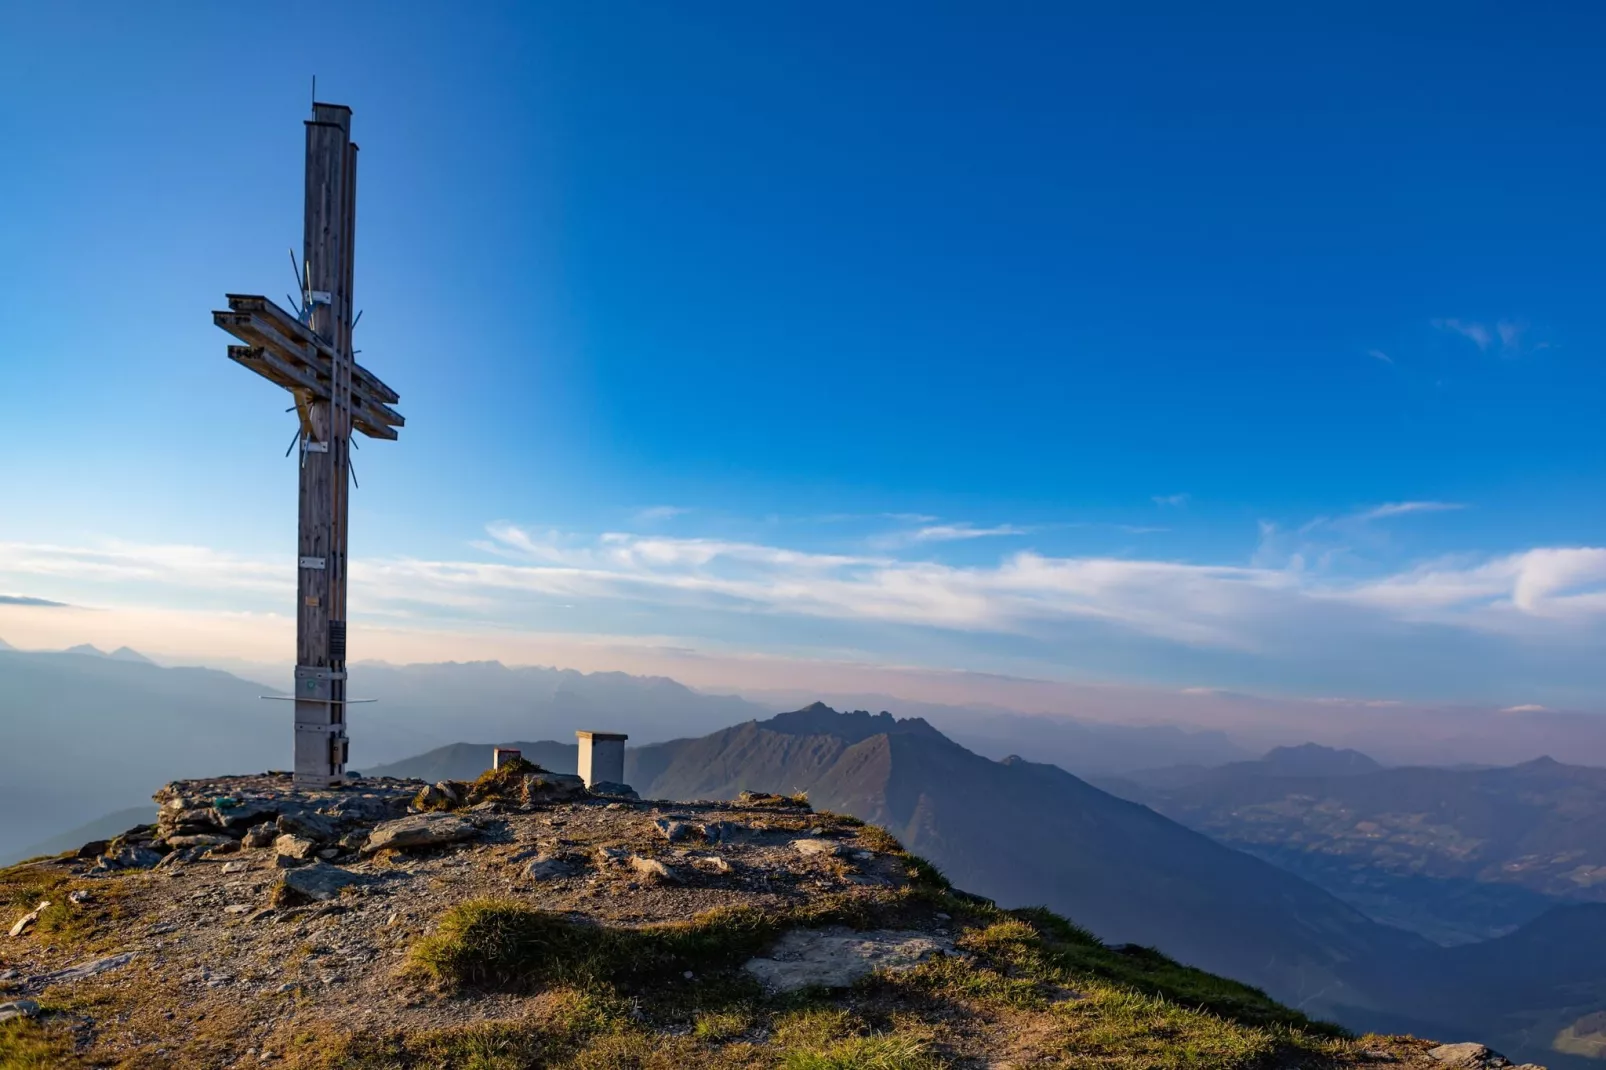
xmin=212 ymin=103 xmax=404 ymax=788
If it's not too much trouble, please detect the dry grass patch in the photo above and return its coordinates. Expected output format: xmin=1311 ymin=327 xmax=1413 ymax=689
xmin=0 ymin=1016 xmax=87 ymax=1070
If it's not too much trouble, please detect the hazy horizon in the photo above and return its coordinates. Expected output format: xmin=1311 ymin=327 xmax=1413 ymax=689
xmin=5 ymin=632 xmax=1604 ymax=770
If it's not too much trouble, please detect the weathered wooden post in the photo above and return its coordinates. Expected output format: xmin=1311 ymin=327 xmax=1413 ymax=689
xmin=213 ymin=102 xmax=404 ymax=788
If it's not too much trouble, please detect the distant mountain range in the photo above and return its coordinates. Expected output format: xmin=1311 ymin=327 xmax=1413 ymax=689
xmin=1095 ymin=746 xmax=1606 ymax=946
xmin=372 ymin=703 xmax=1606 ymax=1068
xmin=11 ymin=648 xmax=1606 ymax=1068
xmin=64 ymin=643 xmax=156 ymax=664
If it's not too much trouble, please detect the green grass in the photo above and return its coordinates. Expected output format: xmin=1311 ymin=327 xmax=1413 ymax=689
xmin=0 ymin=860 xmax=131 ymax=950
xmin=408 ymin=896 xmax=888 ymax=999
xmin=0 ymin=1016 xmax=86 ymax=1070
xmin=780 ymin=1035 xmax=939 ymax=1070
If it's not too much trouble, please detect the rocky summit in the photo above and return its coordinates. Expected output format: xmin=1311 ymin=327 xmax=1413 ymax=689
xmin=0 ymin=763 xmax=1546 ymax=1069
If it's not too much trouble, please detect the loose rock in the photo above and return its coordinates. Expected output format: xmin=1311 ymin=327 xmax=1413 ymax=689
xmin=274 ymin=834 xmax=318 ymax=862
xmin=654 ymin=818 xmax=700 ymax=843
xmin=8 ymin=902 xmax=49 ymax=938
xmin=0 ymin=999 xmax=40 ymax=1024
xmin=791 ymin=838 xmax=844 ymax=859
xmin=363 ymin=813 xmax=478 ymax=853
xmin=241 ymin=825 xmax=277 ymax=849
xmin=1426 ymin=1044 xmax=1538 ymax=1070
xmin=277 ymin=861 xmax=365 ymax=904
xmin=523 ymin=853 xmax=583 ymax=880
xmin=32 ymin=952 xmax=137 ymax=987
xmin=99 ymin=844 xmax=163 ymax=870
xmin=743 ymin=928 xmax=953 ymax=992
xmin=630 ymin=856 xmax=677 ymax=883
xmin=523 ymin=773 xmax=587 ymax=802
xmin=167 ymin=834 xmax=232 ymax=849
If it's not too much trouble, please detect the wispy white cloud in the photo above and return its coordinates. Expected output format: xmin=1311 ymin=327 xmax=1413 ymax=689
xmin=1356 ymin=501 xmax=1465 ymax=522
xmin=1434 ymin=318 xmax=1494 ymax=351
xmin=7 ymin=526 xmax=1603 ymax=661
xmin=1368 ymin=348 xmax=1394 ymax=365
xmin=635 ymin=505 xmax=690 ymax=522
xmin=905 ymin=523 xmax=1028 ymax=544
xmin=1152 ymin=494 xmax=1189 ymax=508
xmin=1500 ymin=704 xmax=1548 ymax=714
xmin=1434 ymin=318 xmax=1531 ymax=355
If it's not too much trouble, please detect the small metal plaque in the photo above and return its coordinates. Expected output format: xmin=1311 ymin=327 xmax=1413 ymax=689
xmin=299 ymin=556 xmax=326 ymax=570
xmin=305 ymin=596 xmax=320 ymax=607
xmin=310 ymin=290 xmax=333 ymax=305
xmin=303 ymin=441 xmax=329 ymax=454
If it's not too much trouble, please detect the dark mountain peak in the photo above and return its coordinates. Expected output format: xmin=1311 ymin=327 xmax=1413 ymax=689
xmin=108 ymin=646 xmax=154 ymax=665
xmin=65 ymin=643 xmax=108 ymax=657
xmin=1515 ymin=754 xmax=1561 ymax=769
xmin=763 ymin=703 xmax=944 ymax=744
xmin=0 ymin=637 xmax=14 ymax=652
xmin=1257 ymin=742 xmax=1382 ymax=777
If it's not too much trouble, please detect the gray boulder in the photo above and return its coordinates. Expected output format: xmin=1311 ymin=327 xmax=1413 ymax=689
xmin=363 ymin=813 xmax=478 ymax=853
xmin=240 ymin=824 xmax=277 ymax=849
xmin=273 ymin=834 xmax=319 ymax=862
xmin=523 ymin=853 xmax=583 ymax=880
xmin=276 ymin=810 xmax=337 ymax=842
xmin=589 ymin=781 xmax=639 ymax=800
xmin=654 ymin=818 xmax=700 ymax=843
xmin=98 ymin=845 xmax=163 ymax=871
xmin=524 ymin=773 xmax=587 ymax=801
xmin=277 ymin=862 xmax=364 ymax=904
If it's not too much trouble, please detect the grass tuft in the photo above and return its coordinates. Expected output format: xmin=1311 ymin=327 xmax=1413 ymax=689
xmin=0 ymin=1017 xmax=86 ymax=1070
xmin=408 ymin=897 xmax=891 ymax=999
xmin=782 ymin=1034 xmax=943 ymax=1070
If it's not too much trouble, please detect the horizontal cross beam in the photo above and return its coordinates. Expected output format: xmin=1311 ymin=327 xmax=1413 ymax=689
xmin=227 ymin=346 xmax=399 ymax=439
xmin=227 ymin=294 xmax=398 ymax=403
xmin=213 ymin=294 xmax=404 ymax=440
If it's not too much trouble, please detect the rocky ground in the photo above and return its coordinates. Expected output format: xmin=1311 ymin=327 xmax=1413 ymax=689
xmin=0 ymin=765 xmax=1548 ymax=1069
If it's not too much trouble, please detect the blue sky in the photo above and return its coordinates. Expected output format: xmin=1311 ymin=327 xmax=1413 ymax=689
xmin=2 ymin=3 xmax=1604 ymax=711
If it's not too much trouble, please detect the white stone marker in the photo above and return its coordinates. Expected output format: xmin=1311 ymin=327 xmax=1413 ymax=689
xmin=576 ymin=730 xmax=627 ymax=787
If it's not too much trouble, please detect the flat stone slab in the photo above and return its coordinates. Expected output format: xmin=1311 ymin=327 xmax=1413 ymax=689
xmin=29 ymin=952 xmax=136 ymax=990
xmin=1426 ymin=1043 xmax=1543 ymax=1070
xmin=743 ymin=927 xmax=953 ymax=992
xmin=791 ymin=838 xmax=844 ymax=858
xmin=278 ymin=862 xmax=365 ymax=903
xmin=363 ymin=813 xmax=478 ymax=853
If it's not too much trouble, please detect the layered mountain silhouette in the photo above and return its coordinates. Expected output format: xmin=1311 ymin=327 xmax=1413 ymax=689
xmin=622 ymin=703 xmax=1418 ymax=1018
xmin=1098 ymin=749 xmax=1606 ymax=945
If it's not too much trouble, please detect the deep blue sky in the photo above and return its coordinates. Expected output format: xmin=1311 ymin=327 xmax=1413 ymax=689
xmin=2 ymin=3 xmax=1603 ymax=709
